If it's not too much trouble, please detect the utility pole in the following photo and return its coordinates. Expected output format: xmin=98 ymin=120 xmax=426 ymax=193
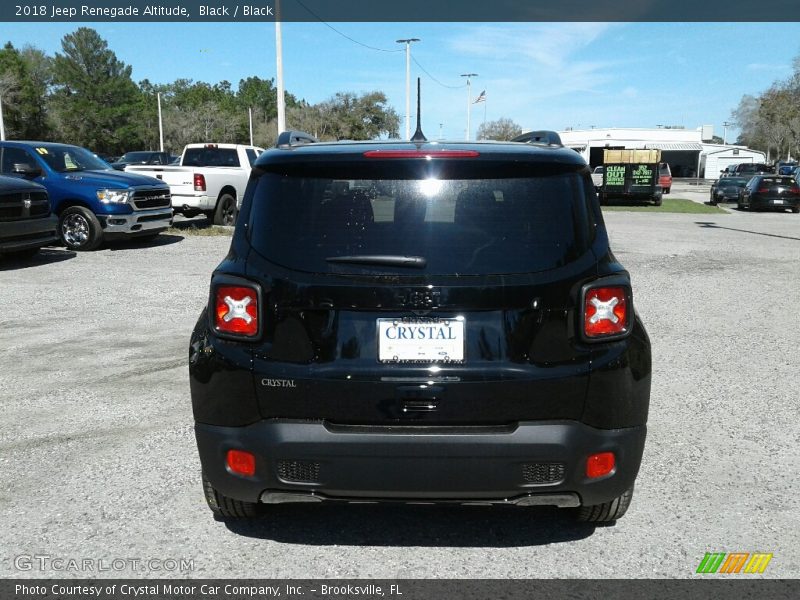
xmin=396 ymin=38 xmax=420 ymax=140
xmin=275 ymin=0 xmax=286 ymax=135
xmin=249 ymin=107 xmax=254 ymax=146
xmin=460 ymin=73 xmax=478 ymax=141
xmin=722 ymin=121 xmax=730 ymax=145
xmin=157 ymin=92 xmax=164 ymax=152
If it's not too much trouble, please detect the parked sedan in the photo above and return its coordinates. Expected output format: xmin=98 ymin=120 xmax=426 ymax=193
xmin=709 ymin=176 xmax=750 ymax=205
xmin=737 ymin=176 xmax=800 ymax=213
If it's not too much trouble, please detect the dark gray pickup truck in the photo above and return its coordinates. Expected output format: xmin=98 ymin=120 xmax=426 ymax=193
xmin=0 ymin=175 xmax=58 ymax=258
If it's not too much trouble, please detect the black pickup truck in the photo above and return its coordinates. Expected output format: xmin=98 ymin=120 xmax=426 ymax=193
xmin=0 ymin=175 xmax=58 ymax=258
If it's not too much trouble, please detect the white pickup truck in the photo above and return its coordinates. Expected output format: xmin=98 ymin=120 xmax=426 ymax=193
xmin=126 ymin=143 xmax=263 ymax=225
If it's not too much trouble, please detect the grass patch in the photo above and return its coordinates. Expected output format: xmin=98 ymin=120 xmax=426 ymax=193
xmin=166 ymin=224 xmax=232 ymax=236
xmin=601 ymin=198 xmax=727 ymax=214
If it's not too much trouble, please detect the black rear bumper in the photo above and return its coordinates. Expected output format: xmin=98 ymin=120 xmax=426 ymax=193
xmin=196 ymin=419 xmax=646 ymax=507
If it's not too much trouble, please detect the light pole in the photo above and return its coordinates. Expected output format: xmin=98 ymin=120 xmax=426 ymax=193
xmin=157 ymin=92 xmax=164 ymax=152
xmin=722 ymin=121 xmax=731 ymax=145
xmin=461 ymin=73 xmax=478 ymax=141
xmin=275 ymin=0 xmax=286 ymax=135
xmin=396 ymin=38 xmax=420 ymax=140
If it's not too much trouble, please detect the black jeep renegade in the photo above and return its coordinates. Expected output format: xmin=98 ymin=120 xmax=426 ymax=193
xmin=190 ymin=131 xmax=651 ymax=522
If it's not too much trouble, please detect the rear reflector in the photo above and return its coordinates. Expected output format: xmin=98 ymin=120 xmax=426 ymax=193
xmin=226 ymin=449 xmax=256 ymax=477
xmin=584 ymin=286 xmax=629 ymax=338
xmin=586 ymin=452 xmax=615 ymax=479
xmin=215 ymin=285 xmax=259 ymax=337
xmin=363 ymin=149 xmax=480 ymax=159
xmin=194 ymin=173 xmax=206 ymax=192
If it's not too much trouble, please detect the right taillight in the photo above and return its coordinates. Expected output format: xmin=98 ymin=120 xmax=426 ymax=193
xmin=194 ymin=173 xmax=206 ymax=192
xmin=584 ymin=285 xmax=630 ymax=339
xmin=214 ymin=285 xmax=259 ymax=337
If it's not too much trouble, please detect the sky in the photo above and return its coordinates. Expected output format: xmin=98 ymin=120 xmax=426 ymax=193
xmin=3 ymin=21 xmax=800 ymax=141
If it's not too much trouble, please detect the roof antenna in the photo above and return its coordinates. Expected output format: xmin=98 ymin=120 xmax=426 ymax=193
xmin=411 ymin=77 xmax=427 ymax=142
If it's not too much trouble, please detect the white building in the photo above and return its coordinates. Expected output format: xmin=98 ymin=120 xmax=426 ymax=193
xmin=700 ymin=144 xmax=767 ymax=177
xmin=555 ymin=127 xmax=765 ymax=178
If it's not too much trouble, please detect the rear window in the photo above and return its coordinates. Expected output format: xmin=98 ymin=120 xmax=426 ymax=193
xmin=248 ymin=171 xmax=590 ymax=275
xmin=182 ymin=147 xmax=240 ymax=167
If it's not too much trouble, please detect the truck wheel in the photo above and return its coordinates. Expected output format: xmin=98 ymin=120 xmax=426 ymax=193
xmin=60 ymin=206 xmax=102 ymax=251
xmin=202 ymin=472 xmax=262 ymax=519
xmin=576 ymin=485 xmax=634 ymax=523
xmin=653 ymin=195 xmax=662 ymax=207
xmin=213 ymin=193 xmax=237 ymax=226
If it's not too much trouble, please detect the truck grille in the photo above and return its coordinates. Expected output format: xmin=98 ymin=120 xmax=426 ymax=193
xmin=522 ymin=462 xmax=565 ymax=485
xmin=132 ymin=190 xmax=171 ymax=210
xmin=277 ymin=460 xmax=320 ymax=483
xmin=0 ymin=191 xmax=49 ymax=222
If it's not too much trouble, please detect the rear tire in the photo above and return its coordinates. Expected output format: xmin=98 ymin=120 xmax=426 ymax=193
xmin=653 ymin=195 xmax=662 ymax=207
xmin=577 ymin=485 xmax=634 ymax=523
xmin=213 ymin=193 xmax=237 ymax=226
xmin=792 ymin=206 xmax=800 ymax=214
xmin=202 ymin=473 xmax=262 ymax=519
xmin=59 ymin=206 xmax=103 ymax=251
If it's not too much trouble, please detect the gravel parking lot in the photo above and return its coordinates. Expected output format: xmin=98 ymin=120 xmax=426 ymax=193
xmin=1 ymin=201 xmax=798 ymax=579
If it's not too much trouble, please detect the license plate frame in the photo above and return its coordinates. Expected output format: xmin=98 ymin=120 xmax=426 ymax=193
xmin=377 ymin=317 xmax=465 ymax=363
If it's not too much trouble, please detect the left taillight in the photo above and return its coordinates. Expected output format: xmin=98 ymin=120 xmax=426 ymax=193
xmin=213 ymin=283 xmax=260 ymax=338
xmin=583 ymin=284 xmax=631 ymax=340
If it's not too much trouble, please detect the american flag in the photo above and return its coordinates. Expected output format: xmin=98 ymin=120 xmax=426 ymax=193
xmin=473 ymin=90 xmax=486 ymax=104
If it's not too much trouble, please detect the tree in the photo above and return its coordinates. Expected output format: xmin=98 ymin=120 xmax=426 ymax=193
xmin=49 ymin=28 xmax=141 ymax=154
xmin=300 ymin=91 xmax=399 ymax=141
xmin=0 ymin=42 xmax=51 ymax=139
xmin=477 ymin=117 xmax=522 ymax=141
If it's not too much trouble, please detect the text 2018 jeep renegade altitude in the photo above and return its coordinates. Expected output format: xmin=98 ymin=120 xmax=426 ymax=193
xmin=190 ymin=131 xmax=651 ymax=523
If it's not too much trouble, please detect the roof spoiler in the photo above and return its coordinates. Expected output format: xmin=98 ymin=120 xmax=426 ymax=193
xmin=512 ymin=130 xmax=563 ymax=146
xmin=276 ymin=130 xmax=319 ymax=148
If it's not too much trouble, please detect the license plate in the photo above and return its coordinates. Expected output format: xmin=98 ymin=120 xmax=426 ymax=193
xmin=377 ymin=318 xmax=465 ymax=362
xmin=774 ymin=199 xmax=784 ymax=204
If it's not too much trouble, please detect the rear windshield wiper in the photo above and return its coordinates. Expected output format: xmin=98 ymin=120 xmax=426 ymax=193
xmin=326 ymin=255 xmax=427 ymax=268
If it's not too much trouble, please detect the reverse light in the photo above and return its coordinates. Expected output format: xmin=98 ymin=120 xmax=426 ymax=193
xmin=584 ymin=286 xmax=629 ymax=339
xmin=586 ymin=452 xmax=615 ymax=479
xmin=226 ymin=449 xmax=256 ymax=477
xmin=215 ymin=285 xmax=259 ymax=337
xmin=96 ymin=189 xmax=131 ymax=204
xmin=194 ymin=173 xmax=206 ymax=192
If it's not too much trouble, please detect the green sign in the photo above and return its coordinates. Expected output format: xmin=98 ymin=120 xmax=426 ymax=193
xmin=605 ymin=165 xmax=626 ymax=187
xmin=632 ymin=164 xmax=653 ymax=186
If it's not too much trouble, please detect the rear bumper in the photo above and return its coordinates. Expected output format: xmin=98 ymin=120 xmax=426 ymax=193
xmin=196 ymin=419 xmax=646 ymax=507
xmin=750 ymin=197 xmax=800 ymax=209
xmin=172 ymin=193 xmax=212 ymax=212
xmin=0 ymin=216 xmax=58 ymax=252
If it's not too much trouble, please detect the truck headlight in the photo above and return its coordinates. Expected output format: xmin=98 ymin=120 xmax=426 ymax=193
xmin=96 ymin=189 xmax=132 ymax=204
